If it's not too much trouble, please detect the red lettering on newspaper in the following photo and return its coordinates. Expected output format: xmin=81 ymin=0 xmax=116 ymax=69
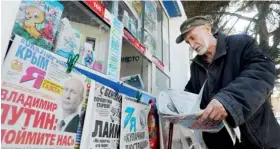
xmin=56 ymin=135 xmax=75 ymax=146
xmin=1 ymin=130 xmax=56 ymax=145
xmin=1 ymin=89 xmax=57 ymax=112
xmin=20 ymin=66 xmax=46 ymax=89
xmin=1 ymin=103 xmax=57 ymax=130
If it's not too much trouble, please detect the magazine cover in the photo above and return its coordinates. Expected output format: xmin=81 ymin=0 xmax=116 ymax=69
xmin=12 ymin=0 xmax=64 ymax=50
xmin=120 ymin=95 xmax=151 ymax=149
xmin=53 ymin=18 xmax=82 ymax=58
xmin=81 ymin=42 xmax=95 ymax=69
xmin=1 ymin=35 xmax=91 ymax=149
xmin=80 ymin=82 xmax=122 ymax=149
xmin=120 ymin=74 xmax=144 ymax=90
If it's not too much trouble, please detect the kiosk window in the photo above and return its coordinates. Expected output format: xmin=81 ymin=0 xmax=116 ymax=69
xmin=162 ymin=10 xmax=170 ymax=70
xmin=120 ymin=39 xmax=152 ymax=93
xmin=59 ymin=1 xmax=110 ymax=74
xmin=155 ymin=68 xmax=170 ymax=93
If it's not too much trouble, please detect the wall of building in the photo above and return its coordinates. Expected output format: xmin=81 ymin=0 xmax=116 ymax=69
xmin=169 ymin=0 xmax=191 ymax=92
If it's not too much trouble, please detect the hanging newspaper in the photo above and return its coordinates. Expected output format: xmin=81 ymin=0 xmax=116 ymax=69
xmin=158 ymin=117 xmax=172 ymax=149
xmin=157 ymin=83 xmax=225 ymax=132
xmin=1 ymin=35 xmax=91 ymax=149
xmin=120 ymin=95 xmax=151 ymax=149
xmin=80 ymin=82 xmax=122 ymax=149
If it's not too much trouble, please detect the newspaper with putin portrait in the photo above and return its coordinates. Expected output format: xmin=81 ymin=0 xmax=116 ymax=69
xmin=1 ymin=35 xmax=91 ymax=149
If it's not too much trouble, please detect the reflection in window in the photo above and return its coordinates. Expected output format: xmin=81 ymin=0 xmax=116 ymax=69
xmin=162 ymin=10 xmax=170 ymax=70
xmin=155 ymin=2 xmax=163 ymax=61
xmin=101 ymin=1 xmax=113 ymax=14
xmin=130 ymin=1 xmax=144 ymax=42
xmin=156 ymin=68 xmax=170 ymax=91
xmin=143 ymin=1 xmax=157 ymax=55
xmin=117 ymin=1 xmax=138 ymax=39
xmin=144 ymin=1 xmax=157 ymax=37
xmin=144 ymin=30 xmax=156 ymax=55
xmin=120 ymin=39 xmax=151 ymax=92
xmin=59 ymin=1 xmax=110 ymax=74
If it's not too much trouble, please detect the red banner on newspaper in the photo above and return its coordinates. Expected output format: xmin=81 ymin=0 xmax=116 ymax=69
xmin=1 ymin=36 xmax=91 ymax=149
xmin=83 ymin=0 xmax=105 ymax=18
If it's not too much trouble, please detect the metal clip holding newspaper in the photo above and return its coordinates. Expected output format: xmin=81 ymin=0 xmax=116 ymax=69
xmin=157 ymin=82 xmax=241 ymax=145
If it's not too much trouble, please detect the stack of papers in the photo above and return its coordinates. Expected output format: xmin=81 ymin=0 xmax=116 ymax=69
xmin=157 ymin=88 xmax=241 ymax=144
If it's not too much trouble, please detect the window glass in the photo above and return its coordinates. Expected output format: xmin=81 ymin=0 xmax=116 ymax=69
xmin=156 ymin=68 xmax=170 ymax=92
xmin=143 ymin=1 xmax=157 ymax=55
xmin=60 ymin=1 xmax=110 ymax=74
xmin=162 ymin=11 xmax=170 ymax=70
xmin=120 ymin=39 xmax=152 ymax=92
xmin=101 ymin=1 xmax=113 ymax=13
xmin=117 ymin=2 xmax=138 ymax=39
xmin=144 ymin=1 xmax=157 ymax=37
xmin=144 ymin=30 xmax=156 ymax=55
xmin=128 ymin=1 xmax=144 ymax=42
xmin=155 ymin=3 xmax=163 ymax=61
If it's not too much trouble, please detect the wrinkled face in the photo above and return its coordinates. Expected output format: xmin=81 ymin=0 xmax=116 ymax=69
xmin=184 ymin=24 xmax=211 ymax=55
xmin=61 ymin=79 xmax=84 ymax=113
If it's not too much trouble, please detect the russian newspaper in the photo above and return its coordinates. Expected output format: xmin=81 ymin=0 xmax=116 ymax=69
xmin=157 ymin=86 xmax=240 ymax=144
xmin=120 ymin=95 xmax=151 ymax=149
xmin=80 ymin=82 xmax=121 ymax=149
xmin=1 ymin=35 xmax=91 ymax=149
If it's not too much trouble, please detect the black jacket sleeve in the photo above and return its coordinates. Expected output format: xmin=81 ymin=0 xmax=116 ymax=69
xmin=184 ymin=63 xmax=196 ymax=93
xmin=213 ymin=36 xmax=276 ymax=128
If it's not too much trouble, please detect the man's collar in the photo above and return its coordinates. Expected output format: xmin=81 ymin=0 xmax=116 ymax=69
xmin=62 ymin=112 xmax=78 ymax=125
xmin=193 ymin=32 xmax=227 ymax=66
xmin=213 ymin=32 xmax=227 ymax=61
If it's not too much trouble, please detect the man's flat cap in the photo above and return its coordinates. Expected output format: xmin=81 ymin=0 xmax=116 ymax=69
xmin=176 ymin=16 xmax=210 ymax=44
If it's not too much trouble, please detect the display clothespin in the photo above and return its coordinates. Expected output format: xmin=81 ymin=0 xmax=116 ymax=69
xmin=114 ymin=88 xmax=120 ymax=96
xmin=135 ymin=90 xmax=142 ymax=103
xmin=66 ymin=54 xmax=79 ymax=73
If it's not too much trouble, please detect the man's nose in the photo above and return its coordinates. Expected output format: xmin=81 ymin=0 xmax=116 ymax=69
xmin=66 ymin=91 xmax=71 ymax=99
xmin=189 ymin=40 xmax=195 ymax=48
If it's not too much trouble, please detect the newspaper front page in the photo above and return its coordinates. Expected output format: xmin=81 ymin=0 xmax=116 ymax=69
xmin=80 ymin=82 xmax=122 ymax=149
xmin=120 ymin=95 xmax=151 ymax=149
xmin=1 ymin=35 xmax=91 ymax=149
xmin=157 ymin=86 xmax=240 ymax=144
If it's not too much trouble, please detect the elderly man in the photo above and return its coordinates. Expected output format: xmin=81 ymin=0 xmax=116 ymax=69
xmin=57 ymin=78 xmax=84 ymax=133
xmin=176 ymin=16 xmax=280 ymax=149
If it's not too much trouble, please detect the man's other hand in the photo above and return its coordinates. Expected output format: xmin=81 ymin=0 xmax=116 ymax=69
xmin=199 ymin=99 xmax=228 ymax=122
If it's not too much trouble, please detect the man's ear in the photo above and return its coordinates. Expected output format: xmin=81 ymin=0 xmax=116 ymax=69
xmin=204 ymin=24 xmax=212 ymax=33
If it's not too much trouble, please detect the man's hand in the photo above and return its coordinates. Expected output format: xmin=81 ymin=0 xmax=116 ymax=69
xmin=199 ymin=99 xmax=228 ymax=122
